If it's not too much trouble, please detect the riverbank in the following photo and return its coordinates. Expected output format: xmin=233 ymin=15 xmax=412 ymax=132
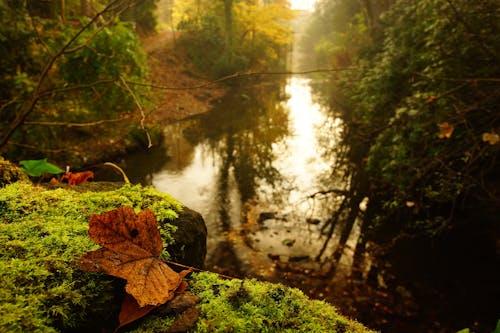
xmin=71 ymin=30 xmax=227 ymax=169
xmin=140 ymin=30 xmax=226 ymax=125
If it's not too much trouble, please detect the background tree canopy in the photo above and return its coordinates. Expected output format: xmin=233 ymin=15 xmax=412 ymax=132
xmin=174 ymin=0 xmax=295 ymax=76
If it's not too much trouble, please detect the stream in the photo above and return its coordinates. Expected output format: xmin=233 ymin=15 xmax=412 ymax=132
xmin=101 ymin=72 xmax=499 ymax=332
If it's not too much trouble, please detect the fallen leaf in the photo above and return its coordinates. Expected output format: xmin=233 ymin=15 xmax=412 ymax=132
xmin=60 ymin=171 xmax=94 ymax=185
xmin=80 ymin=206 xmax=185 ymax=307
xmin=115 ymin=293 xmax=157 ymax=333
xmin=114 ymin=271 xmax=192 ymax=332
xmin=438 ymin=122 xmax=454 ymax=139
xmin=406 ymin=201 xmax=416 ymax=207
xmin=482 ymin=132 xmax=499 ymax=145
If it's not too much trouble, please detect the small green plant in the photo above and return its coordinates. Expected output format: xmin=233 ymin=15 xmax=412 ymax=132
xmin=19 ymin=158 xmax=64 ymax=177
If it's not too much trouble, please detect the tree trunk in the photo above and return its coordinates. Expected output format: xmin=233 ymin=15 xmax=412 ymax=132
xmin=60 ymin=0 xmax=66 ymax=21
xmin=222 ymin=0 xmax=234 ymax=54
xmin=80 ymin=0 xmax=92 ymax=17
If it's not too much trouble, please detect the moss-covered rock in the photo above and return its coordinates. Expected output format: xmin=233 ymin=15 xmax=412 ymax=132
xmin=0 ymin=182 xmax=373 ymax=333
xmin=0 ymin=182 xmax=192 ymax=332
xmin=130 ymin=272 xmax=375 ymax=333
xmin=0 ymin=157 xmax=28 ymax=187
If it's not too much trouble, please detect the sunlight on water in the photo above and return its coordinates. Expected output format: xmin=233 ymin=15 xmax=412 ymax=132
xmin=141 ymin=76 xmax=347 ymax=271
xmin=153 ymin=146 xmax=218 ymax=215
xmin=273 ymin=77 xmax=333 ymax=205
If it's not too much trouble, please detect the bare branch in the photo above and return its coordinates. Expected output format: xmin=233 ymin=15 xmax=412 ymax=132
xmin=308 ymin=189 xmax=350 ymax=199
xmin=414 ymin=73 xmax=500 ymax=83
xmin=126 ymin=67 xmax=356 ymax=91
xmin=119 ymin=76 xmax=152 ymax=148
xmin=0 ymin=98 xmax=18 ymax=113
xmin=24 ymin=114 xmax=132 ymax=127
xmin=38 ymin=79 xmax=118 ymax=98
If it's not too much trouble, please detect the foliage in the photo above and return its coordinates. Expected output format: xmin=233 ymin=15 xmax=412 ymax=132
xmin=120 ymin=0 xmax=160 ymax=34
xmin=311 ymin=0 xmax=500 ymax=236
xmin=0 ymin=1 xmax=149 ymax=165
xmin=19 ymin=158 xmax=64 ymax=177
xmin=174 ymin=0 xmax=295 ymax=76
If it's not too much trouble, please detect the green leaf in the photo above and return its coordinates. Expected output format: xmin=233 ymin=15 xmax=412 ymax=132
xmin=492 ymin=319 xmax=500 ymax=333
xmin=19 ymin=159 xmax=64 ymax=177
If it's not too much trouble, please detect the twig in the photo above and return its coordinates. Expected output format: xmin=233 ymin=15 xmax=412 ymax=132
xmin=126 ymin=67 xmax=356 ymax=91
xmin=307 ymin=189 xmax=350 ymax=199
xmin=38 ymin=79 xmax=118 ymax=98
xmin=103 ymin=162 xmax=130 ymax=184
xmin=414 ymin=73 xmax=500 ymax=83
xmin=119 ymin=76 xmax=152 ymax=148
xmin=24 ymin=114 xmax=131 ymax=127
xmin=164 ymin=260 xmax=237 ymax=280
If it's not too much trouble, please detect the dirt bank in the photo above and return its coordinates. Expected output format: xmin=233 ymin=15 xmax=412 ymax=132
xmin=140 ymin=31 xmax=226 ymax=125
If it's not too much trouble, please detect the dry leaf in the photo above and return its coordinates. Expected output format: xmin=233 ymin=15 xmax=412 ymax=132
xmin=115 ymin=293 xmax=157 ymax=333
xmin=80 ymin=206 xmax=183 ymax=307
xmin=61 ymin=171 xmax=94 ymax=185
xmin=438 ymin=122 xmax=454 ymax=139
xmin=482 ymin=132 xmax=499 ymax=145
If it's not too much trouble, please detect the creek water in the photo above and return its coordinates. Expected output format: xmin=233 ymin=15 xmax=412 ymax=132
xmin=120 ymin=75 xmax=354 ymax=274
xmin=109 ymin=74 xmax=499 ymax=333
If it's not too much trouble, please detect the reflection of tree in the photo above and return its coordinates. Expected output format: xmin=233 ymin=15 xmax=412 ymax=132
xmin=184 ymin=81 xmax=289 ymax=206
xmin=309 ymin=77 xmax=370 ymax=274
xmin=185 ymin=80 xmax=289 ymax=276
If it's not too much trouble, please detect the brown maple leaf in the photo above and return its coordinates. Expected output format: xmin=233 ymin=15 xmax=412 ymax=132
xmin=80 ymin=206 xmax=185 ymax=307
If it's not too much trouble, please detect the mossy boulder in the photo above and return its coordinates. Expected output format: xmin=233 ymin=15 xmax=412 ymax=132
xmin=0 ymin=157 xmax=28 ymax=187
xmin=0 ymin=182 xmax=374 ymax=333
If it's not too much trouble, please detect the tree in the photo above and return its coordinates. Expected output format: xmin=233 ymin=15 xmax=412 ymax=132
xmin=174 ymin=0 xmax=295 ymax=76
xmin=0 ymin=0 xmax=150 ymax=165
xmin=336 ymin=0 xmax=499 ymax=235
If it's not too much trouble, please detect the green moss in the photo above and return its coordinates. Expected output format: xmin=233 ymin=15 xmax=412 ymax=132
xmin=127 ymin=272 xmax=374 ymax=333
xmin=189 ymin=272 xmax=373 ymax=333
xmin=0 ymin=157 xmax=28 ymax=187
xmin=0 ymin=182 xmax=183 ymax=332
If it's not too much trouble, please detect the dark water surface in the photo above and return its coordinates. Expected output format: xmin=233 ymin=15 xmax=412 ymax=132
xmin=105 ymin=76 xmax=498 ymax=333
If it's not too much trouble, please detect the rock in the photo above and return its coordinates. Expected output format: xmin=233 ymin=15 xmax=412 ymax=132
xmin=167 ymin=207 xmax=207 ymax=269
